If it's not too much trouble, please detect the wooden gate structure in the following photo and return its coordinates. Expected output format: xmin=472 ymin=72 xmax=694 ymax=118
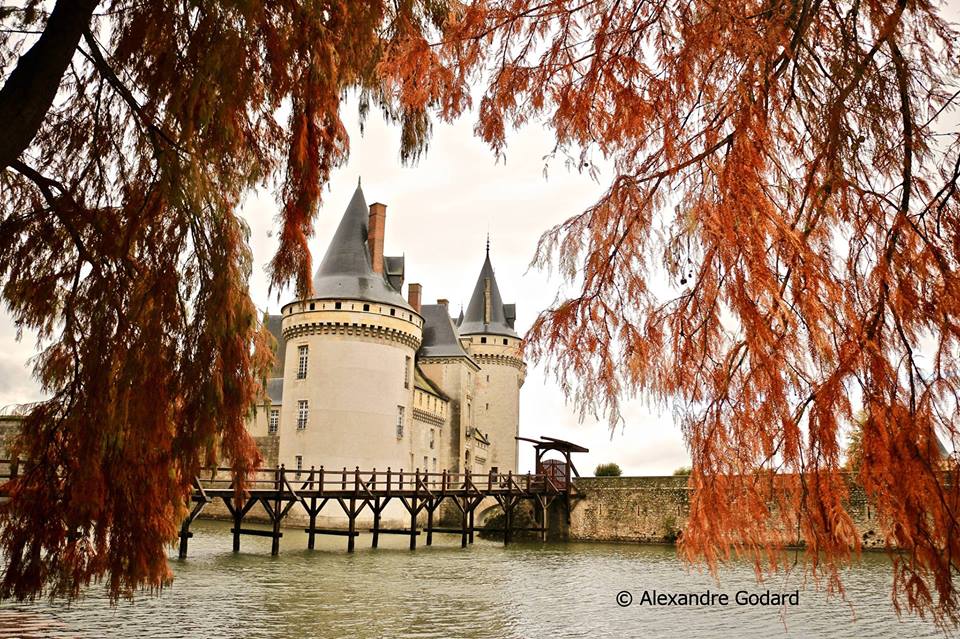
xmin=517 ymin=435 xmax=589 ymax=523
xmin=0 ymin=436 xmax=587 ymax=558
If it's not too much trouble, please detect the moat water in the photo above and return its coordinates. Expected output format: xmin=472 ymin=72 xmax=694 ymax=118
xmin=0 ymin=519 xmax=948 ymax=638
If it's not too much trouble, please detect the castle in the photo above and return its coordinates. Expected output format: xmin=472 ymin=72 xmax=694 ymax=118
xmin=246 ymin=183 xmax=526 ymax=489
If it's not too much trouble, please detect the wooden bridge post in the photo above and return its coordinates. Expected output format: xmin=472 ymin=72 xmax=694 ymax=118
xmin=409 ymin=469 xmax=419 ymax=550
xmin=372 ymin=497 xmax=381 ymax=548
xmin=270 ymin=465 xmax=284 ymax=556
xmin=307 ymin=466 xmax=317 ymax=550
xmin=425 ymin=498 xmax=434 ymax=546
xmin=460 ymin=496 xmax=469 ymax=548
xmin=178 ymin=483 xmax=206 ymax=560
xmin=504 ymin=470 xmax=514 ymax=546
xmin=463 ymin=469 xmax=473 ymax=548
xmin=469 ymin=507 xmax=475 ymax=544
xmin=232 ymin=493 xmax=242 ymax=553
xmin=178 ymin=521 xmax=191 ymax=559
xmin=537 ymin=495 xmax=547 ymax=542
xmin=347 ymin=466 xmax=359 ymax=553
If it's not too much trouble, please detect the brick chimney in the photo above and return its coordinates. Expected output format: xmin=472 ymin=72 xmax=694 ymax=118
xmin=368 ymin=202 xmax=386 ymax=274
xmin=437 ymin=298 xmax=449 ymax=307
xmin=408 ymin=283 xmax=422 ymax=312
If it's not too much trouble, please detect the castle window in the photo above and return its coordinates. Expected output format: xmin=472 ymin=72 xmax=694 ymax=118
xmin=390 ymin=308 xmax=396 ymax=316
xmin=503 ymin=338 xmax=508 ymax=345
xmin=430 ymin=429 xmax=435 ymax=449
xmin=404 ymin=356 xmax=411 ymax=389
xmin=432 ymin=458 xmax=437 ymax=472
xmin=297 ymin=345 xmax=308 ymax=379
xmin=486 ymin=403 xmax=489 ymax=411
xmin=295 ymin=455 xmax=303 ymax=479
xmin=486 ymin=375 xmax=490 ymax=382
xmin=423 ymin=456 xmax=428 ymax=470
xmin=396 ymin=405 xmax=404 ymax=438
xmin=363 ymin=303 xmax=370 ymax=311
xmin=268 ymin=408 xmax=279 ymax=434
xmin=297 ymin=400 xmax=308 ymax=430
xmin=309 ymin=302 xmax=315 ymax=310
xmin=481 ymin=337 xmax=487 ymax=344
xmin=335 ymin=302 xmax=342 ymax=310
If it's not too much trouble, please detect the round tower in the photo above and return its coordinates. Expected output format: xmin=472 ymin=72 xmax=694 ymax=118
xmin=277 ymin=184 xmax=422 ymax=482
xmin=458 ymin=244 xmax=526 ymax=474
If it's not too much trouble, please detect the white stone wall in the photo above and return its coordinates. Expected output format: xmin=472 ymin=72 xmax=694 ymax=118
xmin=463 ymin=335 xmax=525 ymax=473
xmin=411 ymin=387 xmax=447 ymax=473
xmin=275 ymin=299 xmax=422 ymax=525
xmin=417 ymin=357 xmax=479 ymax=474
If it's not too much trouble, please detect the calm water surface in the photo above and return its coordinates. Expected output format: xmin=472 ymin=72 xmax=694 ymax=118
xmin=0 ymin=519 xmax=950 ymax=638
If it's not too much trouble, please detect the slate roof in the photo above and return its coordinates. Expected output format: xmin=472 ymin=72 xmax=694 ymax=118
xmin=310 ymin=184 xmax=413 ymax=310
xmin=266 ymin=377 xmax=284 ymax=403
xmin=458 ymin=249 xmax=519 ymax=338
xmin=419 ymin=303 xmax=473 ymax=359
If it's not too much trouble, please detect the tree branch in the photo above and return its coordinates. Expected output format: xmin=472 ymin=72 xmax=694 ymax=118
xmin=0 ymin=0 xmax=100 ymax=169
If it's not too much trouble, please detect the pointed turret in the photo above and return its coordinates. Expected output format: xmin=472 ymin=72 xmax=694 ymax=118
xmin=310 ymin=184 xmax=412 ymax=310
xmin=458 ymin=245 xmax=518 ymax=338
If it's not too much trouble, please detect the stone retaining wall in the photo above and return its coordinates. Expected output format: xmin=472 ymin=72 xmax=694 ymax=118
xmin=568 ymin=476 xmax=887 ymax=549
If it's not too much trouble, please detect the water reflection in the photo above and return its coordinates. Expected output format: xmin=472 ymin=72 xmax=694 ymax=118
xmin=0 ymin=519 xmax=948 ymax=638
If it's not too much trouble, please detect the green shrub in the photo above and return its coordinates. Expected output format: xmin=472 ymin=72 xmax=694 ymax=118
xmin=594 ymin=462 xmax=622 ymax=476
xmin=672 ymin=466 xmax=691 ymax=476
xmin=661 ymin=513 xmax=682 ymax=543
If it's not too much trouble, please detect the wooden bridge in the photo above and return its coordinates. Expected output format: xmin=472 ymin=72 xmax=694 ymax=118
xmin=0 ymin=436 xmax=588 ymax=558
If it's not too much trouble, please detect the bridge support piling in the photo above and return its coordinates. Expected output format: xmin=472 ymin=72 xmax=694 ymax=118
xmin=409 ymin=477 xmax=419 ymax=551
xmin=308 ymin=498 xmax=318 ymax=550
xmin=460 ymin=498 xmax=468 ymax=548
xmin=347 ymin=497 xmax=357 ymax=553
xmin=232 ymin=506 xmax=242 ymax=552
xmin=425 ymin=500 xmax=435 ymax=546
xmin=371 ymin=497 xmax=381 ymax=548
xmin=307 ymin=467 xmax=317 ymax=550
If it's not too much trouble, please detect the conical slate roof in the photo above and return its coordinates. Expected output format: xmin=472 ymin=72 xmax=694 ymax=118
xmin=310 ymin=184 xmax=412 ymax=310
xmin=458 ymin=248 xmax=519 ymax=338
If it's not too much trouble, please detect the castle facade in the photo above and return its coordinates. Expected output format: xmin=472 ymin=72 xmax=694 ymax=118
xmin=245 ymin=184 xmax=526 ymax=489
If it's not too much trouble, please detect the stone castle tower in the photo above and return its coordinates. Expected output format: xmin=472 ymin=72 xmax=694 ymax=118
xmin=274 ymin=185 xmax=423 ymax=475
xmin=247 ymin=183 xmax=525 ymax=517
xmin=457 ymin=244 xmax=525 ymax=473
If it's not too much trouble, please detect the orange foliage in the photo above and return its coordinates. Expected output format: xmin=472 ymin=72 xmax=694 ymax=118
xmin=405 ymin=0 xmax=960 ymax=627
xmin=0 ymin=1 xmax=448 ymax=601
xmin=2 ymin=0 xmax=960 ymax=628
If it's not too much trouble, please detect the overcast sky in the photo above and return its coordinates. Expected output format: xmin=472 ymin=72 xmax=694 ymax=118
xmin=0 ymin=98 xmax=687 ymax=477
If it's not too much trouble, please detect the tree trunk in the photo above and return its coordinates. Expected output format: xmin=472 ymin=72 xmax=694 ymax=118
xmin=0 ymin=0 xmax=100 ymax=170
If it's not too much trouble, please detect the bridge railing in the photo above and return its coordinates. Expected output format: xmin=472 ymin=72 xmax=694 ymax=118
xmin=0 ymin=460 xmax=560 ymax=496
xmin=194 ymin=466 xmax=557 ymax=495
